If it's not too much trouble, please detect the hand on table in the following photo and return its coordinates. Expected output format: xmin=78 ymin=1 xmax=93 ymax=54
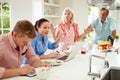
xmin=20 ymin=65 xmax=35 ymax=75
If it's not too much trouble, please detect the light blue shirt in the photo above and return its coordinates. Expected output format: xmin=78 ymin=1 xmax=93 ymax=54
xmin=91 ymin=17 xmax=116 ymax=44
xmin=31 ymin=32 xmax=58 ymax=56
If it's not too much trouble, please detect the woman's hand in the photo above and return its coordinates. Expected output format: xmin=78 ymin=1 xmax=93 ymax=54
xmin=50 ymin=24 xmax=62 ymax=44
xmin=54 ymin=31 xmax=62 ymax=45
xmin=50 ymin=24 xmax=56 ymax=37
xmin=48 ymin=52 xmax=60 ymax=58
xmin=77 ymin=28 xmax=90 ymax=41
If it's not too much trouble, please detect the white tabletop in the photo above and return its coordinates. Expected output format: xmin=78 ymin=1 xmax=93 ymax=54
xmin=2 ymin=41 xmax=120 ymax=80
xmin=3 ymin=53 xmax=92 ymax=80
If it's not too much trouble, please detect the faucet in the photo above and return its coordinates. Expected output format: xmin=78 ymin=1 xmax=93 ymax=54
xmin=88 ymin=54 xmax=109 ymax=80
xmin=114 ymin=48 xmax=119 ymax=55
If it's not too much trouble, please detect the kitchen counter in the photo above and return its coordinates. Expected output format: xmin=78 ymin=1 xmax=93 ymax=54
xmin=2 ymin=41 xmax=120 ymax=80
xmin=3 ymin=53 xmax=91 ymax=80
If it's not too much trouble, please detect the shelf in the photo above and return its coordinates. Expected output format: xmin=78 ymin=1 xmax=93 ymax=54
xmin=43 ymin=0 xmax=61 ymax=26
xmin=44 ymin=2 xmax=60 ymax=7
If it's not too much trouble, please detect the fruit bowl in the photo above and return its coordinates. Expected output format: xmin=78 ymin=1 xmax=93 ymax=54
xmin=99 ymin=48 xmax=112 ymax=52
xmin=97 ymin=41 xmax=112 ymax=52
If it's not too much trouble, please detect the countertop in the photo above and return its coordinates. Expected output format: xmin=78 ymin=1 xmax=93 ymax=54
xmin=3 ymin=40 xmax=120 ymax=80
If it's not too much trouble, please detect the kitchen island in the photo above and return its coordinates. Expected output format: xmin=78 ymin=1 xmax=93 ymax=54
xmin=2 ymin=41 xmax=120 ymax=80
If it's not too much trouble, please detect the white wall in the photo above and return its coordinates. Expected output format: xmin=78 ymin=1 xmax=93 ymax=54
xmin=10 ymin=0 xmax=88 ymax=32
xmin=73 ymin=0 xmax=88 ymax=34
xmin=10 ymin=0 xmax=32 ymax=29
xmin=60 ymin=0 xmax=73 ymax=13
xmin=32 ymin=0 xmax=43 ymax=24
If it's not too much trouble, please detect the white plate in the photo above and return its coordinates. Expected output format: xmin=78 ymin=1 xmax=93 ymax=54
xmin=52 ymin=60 xmax=64 ymax=66
xmin=97 ymin=46 xmax=113 ymax=52
xmin=98 ymin=48 xmax=112 ymax=52
xmin=43 ymin=59 xmax=64 ymax=66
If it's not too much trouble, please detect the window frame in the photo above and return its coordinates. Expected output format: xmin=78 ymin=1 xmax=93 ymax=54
xmin=0 ymin=0 xmax=10 ymax=34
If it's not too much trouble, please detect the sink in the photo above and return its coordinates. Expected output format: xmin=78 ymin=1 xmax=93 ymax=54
xmin=101 ymin=67 xmax=120 ymax=80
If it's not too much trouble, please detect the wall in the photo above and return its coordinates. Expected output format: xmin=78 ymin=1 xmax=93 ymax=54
xmin=73 ymin=0 xmax=88 ymax=34
xmin=60 ymin=0 xmax=73 ymax=13
xmin=10 ymin=0 xmax=88 ymax=32
xmin=10 ymin=0 xmax=32 ymax=29
xmin=32 ymin=0 xmax=43 ymax=24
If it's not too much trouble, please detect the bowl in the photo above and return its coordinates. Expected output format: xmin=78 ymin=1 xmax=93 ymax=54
xmin=39 ymin=67 xmax=51 ymax=80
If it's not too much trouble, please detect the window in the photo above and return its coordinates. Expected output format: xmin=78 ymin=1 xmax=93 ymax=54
xmin=0 ymin=2 xmax=10 ymax=34
xmin=86 ymin=7 xmax=99 ymax=39
xmin=88 ymin=7 xmax=120 ymax=39
xmin=109 ymin=10 xmax=120 ymax=39
xmin=88 ymin=7 xmax=99 ymax=25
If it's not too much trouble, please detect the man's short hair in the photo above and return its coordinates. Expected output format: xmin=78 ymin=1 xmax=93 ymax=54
xmin=13 ymin=20 xmax=36 ymax=39
xmin=100 ymin=7 xmax=109 ymax=14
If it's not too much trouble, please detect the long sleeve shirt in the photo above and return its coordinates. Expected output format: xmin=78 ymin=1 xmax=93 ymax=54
xmin=31 ymin=32 xmax=58 ymax=56
xmin=0 ymin=32 xmax=39 ymax=78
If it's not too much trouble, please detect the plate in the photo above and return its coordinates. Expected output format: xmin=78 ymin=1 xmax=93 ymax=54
xmin=43 ymin=60 xmax=64 ymax=66
xmin=98 ymin=48 xmax=112 ymax=52
xmin=102 ymin=49 xmax=112 ymax=52
xmin=97 ymin=46 xmax=113 ymax=52
xmin=52 ymin=60 xmax=64 ymax=66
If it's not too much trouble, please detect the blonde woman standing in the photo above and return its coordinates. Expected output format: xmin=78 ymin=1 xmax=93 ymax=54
xmin=56 ymin=8 xmax=86 ymax=53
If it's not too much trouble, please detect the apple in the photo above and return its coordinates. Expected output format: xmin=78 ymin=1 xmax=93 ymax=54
xmin=102 ymin=45 xmax=107 ymax=50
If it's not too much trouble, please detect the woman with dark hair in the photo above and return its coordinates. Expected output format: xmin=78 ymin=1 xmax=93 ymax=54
xmin=31 ymin=18 xmax=61 ymax=59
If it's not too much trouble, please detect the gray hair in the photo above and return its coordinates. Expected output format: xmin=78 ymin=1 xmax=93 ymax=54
xmin=61 ymin=7 xmax=74 ymax=23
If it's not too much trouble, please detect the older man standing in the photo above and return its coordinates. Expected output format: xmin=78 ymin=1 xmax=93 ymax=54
xmin=85 ymin=7 xmax=116 ymax=44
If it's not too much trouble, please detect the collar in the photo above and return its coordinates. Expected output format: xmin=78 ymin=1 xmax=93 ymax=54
xmin=62 ymin=21 xmax=74 ymax=26
xmin=99 ymin=17 xmax=108 ymax=24
xmin=8 ymin=32 xmax=28 ymax=51
xmin=36 ymin=32 xmax=44 ymax=41
xmin=8 ymin=32 xmax=18 ymax=50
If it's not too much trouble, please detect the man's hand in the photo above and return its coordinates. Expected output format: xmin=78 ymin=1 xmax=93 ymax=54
xmin=20 ymin=65 xmax=35 ymax=75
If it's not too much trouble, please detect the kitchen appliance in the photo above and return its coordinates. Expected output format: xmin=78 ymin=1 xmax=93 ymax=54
xmin=87 ymin=0 xmax=115 ymax=6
